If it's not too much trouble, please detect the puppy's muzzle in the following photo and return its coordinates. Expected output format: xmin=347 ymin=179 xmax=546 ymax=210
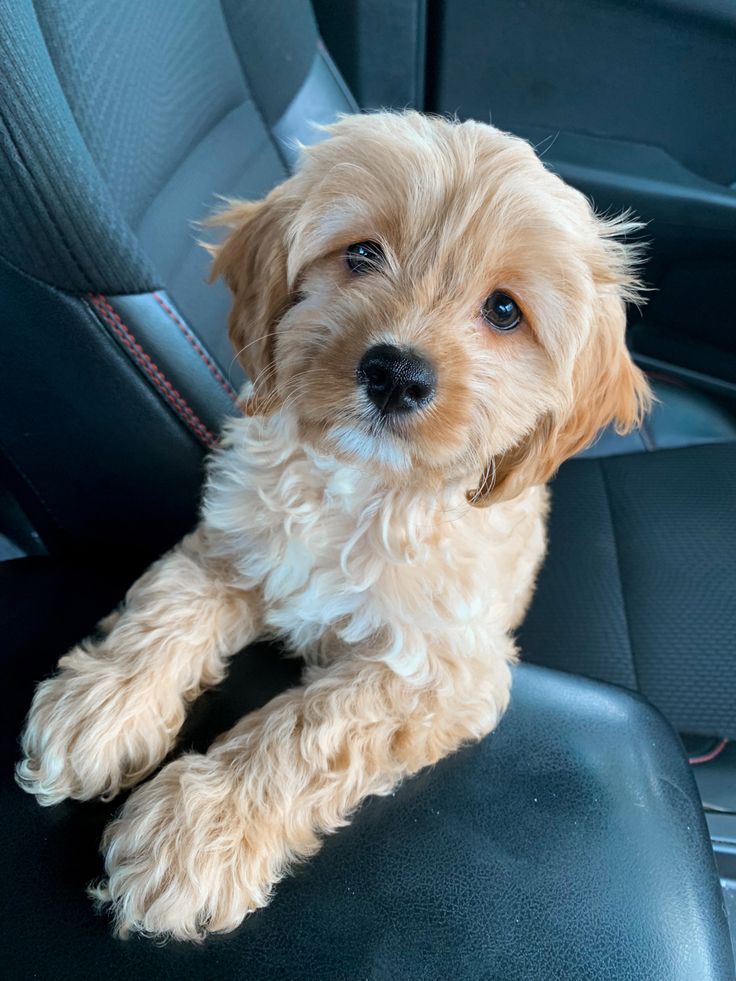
xmin=357 ymin=344 xmax=436 ymax=416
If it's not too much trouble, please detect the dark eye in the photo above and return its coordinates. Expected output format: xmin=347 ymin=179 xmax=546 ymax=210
xmin=345 ymin=241 xmax=384 ymax=275
xmin=481 ymin=291 xmax=522 ymax=331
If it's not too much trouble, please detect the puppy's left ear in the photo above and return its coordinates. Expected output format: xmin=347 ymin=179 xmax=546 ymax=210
xmin=471 ymin=230 xmax=651 ymax=505
xmin=548 ymin=285 xmax=651 ymax=463
xmin=208 ymin=186 xmax=293 ymax=412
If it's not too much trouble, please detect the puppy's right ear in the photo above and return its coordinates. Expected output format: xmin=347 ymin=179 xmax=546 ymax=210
xmin=207 ymin=188 xmax=291 ymax=410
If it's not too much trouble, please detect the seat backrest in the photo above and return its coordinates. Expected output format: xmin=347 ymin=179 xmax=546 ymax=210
xmin=0 ymin=0 xmax=354 ymax=559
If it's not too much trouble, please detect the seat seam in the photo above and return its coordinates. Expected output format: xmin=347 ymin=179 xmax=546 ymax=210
xmin=87 ymin=294 xmax=218 ymax=451
xmin=0 ymin=97 xmax=93 ymax=291
xmin=638 ymin=415 xmax=656 ymax=451
xmin=0 ymin=431 xmax=66 ymax=538
xmin=217 ymin=0 xmax=291 ymax=171
xmin=598 ymin=460 xmax=642 ymax=692
xmin=132 ymin=96 xmax=247 ymax=232
xmin=152 ymin=291 xmax=238 ymax=402
xmin=315 ymin=39 xmax=359 ymax=110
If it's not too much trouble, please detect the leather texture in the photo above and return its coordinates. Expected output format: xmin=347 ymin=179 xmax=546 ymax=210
xmin=2 ymin=556 xmax=733 ymax=981
xmin=89 ymin=291 xmax=240 ymax=450
xmin=0 ymin=255 xmax=207 ymax=557
xmin=0 ymin=0 xmax=355 ymax=557
xmin=273 ymin=42 xmax=357 ymax=168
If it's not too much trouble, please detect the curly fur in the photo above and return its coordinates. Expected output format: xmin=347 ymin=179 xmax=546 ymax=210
xmin=17 ymin=111 xmax=649 ymax=941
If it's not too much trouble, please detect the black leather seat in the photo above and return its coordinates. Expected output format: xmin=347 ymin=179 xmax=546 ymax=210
xmin=2 ymin=557 xmax=733 ymax=981
xmin=1 ymin=1 xmax=735 ymax=976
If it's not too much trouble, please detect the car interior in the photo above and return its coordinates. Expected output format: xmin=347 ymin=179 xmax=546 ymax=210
xmin=1 ymin=1 xmax=735 ymax=978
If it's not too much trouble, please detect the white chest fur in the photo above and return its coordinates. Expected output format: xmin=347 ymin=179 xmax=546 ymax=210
xmin=203 ymin=413 xmax=547 ymax=678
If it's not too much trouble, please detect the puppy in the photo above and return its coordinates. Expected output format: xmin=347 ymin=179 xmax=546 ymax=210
xmin=16 ymin=112 xmax=650 ymax=941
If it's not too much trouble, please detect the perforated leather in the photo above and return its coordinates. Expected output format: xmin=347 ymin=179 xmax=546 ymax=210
xmin=521 ymin=437 xmax=736 ymax=738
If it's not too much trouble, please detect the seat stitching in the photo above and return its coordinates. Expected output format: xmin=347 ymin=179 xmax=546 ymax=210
xmin=598 ymin=460 xmax=642 ymax=692
xmin=87 ymin=294 xmax=218 ymax=451
xmin=152 ymin=292 xmax=238 ymax=402
xmin=89 ymin=294 xmax=217 ymax=449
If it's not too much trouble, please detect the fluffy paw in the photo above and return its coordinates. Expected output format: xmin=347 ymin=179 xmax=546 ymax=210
xmin=16 ymin=643 xmax=182 ymax=806
xmin=92 ymin=755 xmax=275 ymax=940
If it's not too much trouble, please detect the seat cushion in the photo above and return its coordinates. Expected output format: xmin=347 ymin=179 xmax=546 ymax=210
xmin=520 ymin=434 xmax=736 ymax=738
xmin=2 ymin=557 xmax=732 ymax=980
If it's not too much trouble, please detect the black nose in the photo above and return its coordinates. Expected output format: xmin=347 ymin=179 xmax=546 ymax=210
xmin=357 ymin=344 xmax=437 ymax=415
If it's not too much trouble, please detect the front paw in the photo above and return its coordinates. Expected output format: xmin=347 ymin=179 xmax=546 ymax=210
xmin=16 ymin=644 xmax=180 ymax=806
xmin=92 ymin=755 xmax=275 ymax=940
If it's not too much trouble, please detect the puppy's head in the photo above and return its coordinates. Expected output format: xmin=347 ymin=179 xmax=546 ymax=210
xmin=211 ymin=112 xmax=650 ymax=502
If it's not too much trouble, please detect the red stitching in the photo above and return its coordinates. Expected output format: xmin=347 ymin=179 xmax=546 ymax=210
xmin=689 ymin=737 xmax=729 ymax=765
xmin=90 ymin=294 xmax=217 ymax=449
xmin=88 ymin=294 xmax=218 ymax=451
xmin=152 ymin=291 xmax=238 ymax=402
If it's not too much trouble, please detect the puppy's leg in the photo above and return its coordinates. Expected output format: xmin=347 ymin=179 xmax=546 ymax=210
xmin=95 ymin=641 xmax=513 ymax=940
xmin=16 ymin=528 xmax=261 ymax=806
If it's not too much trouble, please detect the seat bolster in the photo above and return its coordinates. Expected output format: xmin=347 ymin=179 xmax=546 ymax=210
xmin=0 ymin=256 xmax=236 ymax=558
xmin=580 ymin=378 xmax=736 ymax=459
xmin=0 ymin=0 xmax=157 ymax=294
xmin=273 ymin=44 xmax=358 ymax=168
xmin=90 ymin=291 xmax=240 ymax=445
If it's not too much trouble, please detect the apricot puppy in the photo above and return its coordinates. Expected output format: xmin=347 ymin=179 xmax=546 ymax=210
xmin=17 ymin=112 xmax=649 ymax=940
